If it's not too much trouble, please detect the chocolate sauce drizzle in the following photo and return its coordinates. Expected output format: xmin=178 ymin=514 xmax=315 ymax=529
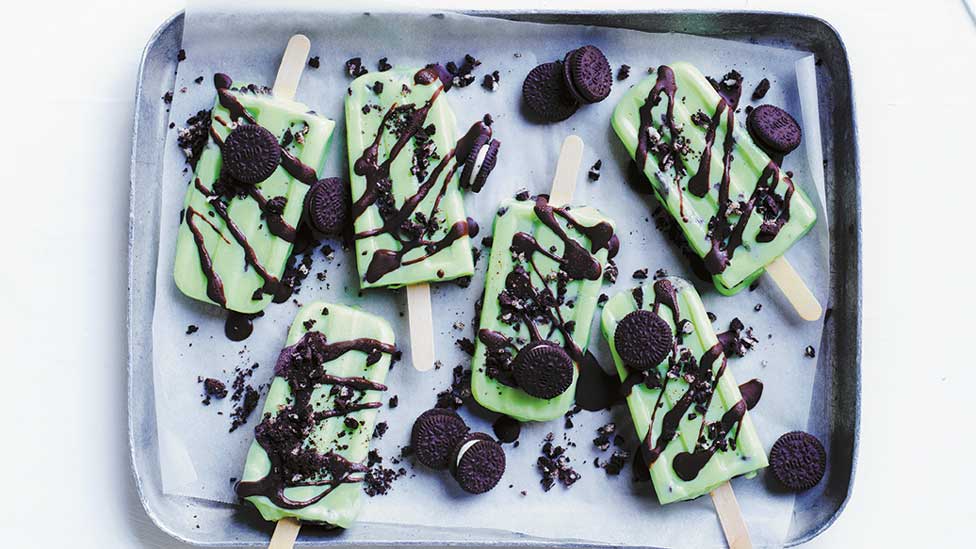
xmin=183 ymin=73 xmax=319 ymax=314
xmin=236 ymin=331 xmax=394 ymax=511
xmin=350 ymin=71 xmax=481 ymax=284
xmin=623 ymin=279 xmax=751 ymax=482
xmin=635 ymin=66 xmax=798 ymax=276
xmin=185 ymin=207 xmax=226 ymax=307
xmin=478 ymin=195 xmax=617 ymax=390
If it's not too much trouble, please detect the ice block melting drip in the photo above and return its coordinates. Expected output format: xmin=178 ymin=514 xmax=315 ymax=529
xmin=346 ymin=66 xmax=480 ymax=288
xmin=602 ymin=277 xmax=767 ymax=503
xmin=471 ymin=195 xmax=618 ymax=422
xmin=237 ymin=304 xmax=395 ymax=527
xmin=175 ymin=74 xmax=334 ymax=312
xmin=613 ymin=63 xmax=816 ymax=294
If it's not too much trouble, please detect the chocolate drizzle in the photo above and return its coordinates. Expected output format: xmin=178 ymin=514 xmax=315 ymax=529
xmin=184 ymin=207 xmax=226 ymax=307
xmin=635 ymin=66 xmax=798 ymax=276
xmin=478 ymin=195 xmax=616 ymax=392
xmin=247 ymin=187 xmax=296 ymax=243
xmin=623 ymin=279 xmax=751 ymax=482
xmin=636 ymin=66 xmax=688 ymax=220
xmin=350 ymin=75 xmax=482 ymax=284
xmin=236 ymin=331 xmax=394 ymax=512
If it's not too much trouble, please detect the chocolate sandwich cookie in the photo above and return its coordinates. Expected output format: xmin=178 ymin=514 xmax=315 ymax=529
xmin=459 ymin=127 xmax=501 ymax=194
xmin=522 ymin=61 xmax=579 ymax=123
xmin=613 ymin=309 xmax=673 ymax=370
xmin=562 ymin=45 xmax=613 ymax=104
xmin=469 ymin=139 xmax=500 ymax=193
xmin=747 ymin=104 xmax=802 ymax=154
xmin=411 ymin=408 xmax=470 ymax=470
xmin=769 ymin=431 xmax=826 ymax=491
xmin=303 ymin=177 xmax=349 ymax=237
xmin=512 ymin=340 xmax=574 ymax=400
xmin=449 ymin=432 xmax=506 ymax=494
xmin=221 ymin=124 xmax=281 ymax=184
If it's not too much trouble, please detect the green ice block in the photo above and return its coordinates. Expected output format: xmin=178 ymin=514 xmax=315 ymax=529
xmin=600 ymin=277 xmax=767 ymax=504
xmin=236 ymin=302 xmax=395 ymax=527
xmin=611 ymin=62 xmax=816 ymax=294
xmin=174 ymin=78 xmax=335 ymax=313
xmin=345 ymin=67 xmax=474 ymax=289
xmin=471 ymin=196 xmax=616 ymax=422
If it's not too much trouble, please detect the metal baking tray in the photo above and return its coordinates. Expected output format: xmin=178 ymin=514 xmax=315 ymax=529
xmin=128 ymin=9 xmax=860 ymax=547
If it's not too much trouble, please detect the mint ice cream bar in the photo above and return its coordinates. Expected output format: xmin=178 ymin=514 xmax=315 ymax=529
xmin=345 ymin=66 xmax=477 ymax=289
xmin=600 ymin=277 xmax=767 ymax=504
xmin=471 ymin=196 xmax=617 ymax=422
xmin=611 ymin=63 xmax=816 ymax=294
xmin=236 ymin=302 xmax=395 ymax=527
xmin=174 ymin=74 xmax=335 ymax=312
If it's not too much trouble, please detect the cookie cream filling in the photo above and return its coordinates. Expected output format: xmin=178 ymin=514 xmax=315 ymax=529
xmin=469 ymin=144 xmax=490 ymax=184
xmin=455 ymin=439 xmax=481 ymax=468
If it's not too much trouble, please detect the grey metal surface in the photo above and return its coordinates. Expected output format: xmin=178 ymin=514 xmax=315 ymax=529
xmin=128 ymin=10 xmax=860 ymax=548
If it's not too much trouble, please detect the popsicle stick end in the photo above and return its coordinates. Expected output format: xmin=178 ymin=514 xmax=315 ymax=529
xmin=764 ymin=256 xmax=822 ymax=321
xmin=548 ymin=135 xmax=584 ymax=207
xmin=710 ymin=481 xmax=753 ymax=549
xmin=268 ymin=517 xmax=301 ymax=549
xmin=406 ymin=283 xmax=436 ymax=372
xmin=272 ymin=34 xmax=312 ymax=101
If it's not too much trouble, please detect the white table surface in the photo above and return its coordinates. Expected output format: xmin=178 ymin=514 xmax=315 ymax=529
xmin=1 ymin=0 xmax=972 ymax=547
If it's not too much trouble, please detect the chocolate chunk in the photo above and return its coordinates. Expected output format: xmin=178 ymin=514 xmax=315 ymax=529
xmin=221 ymin=124 xmax=281 ymax=184
xmin=512 ymin=341 xmax=574 ymax=399
xmin=588 ymin=159 xmax=602 ymax=181
xmin=307 ymin=56 xmax=320 ymax=69
xmin=345 ymin=57 xmax=368 ymax=78
xmin=613 ymin=309 xmax=673 ymax=370
xmin=563 ymin=45 xmax=612 ymax=104
xmin=522 ymin=61 xmax=579 ymax=123
xmin=450 ymin=433 xmax=506 ymax=494
xmin=769 ymin=431 xmax=826 ymax=491
xmin=492 ymin=415 xmax=521 ymax=443
xmin=752 ymin=77 xmax=770 ymax=100
xmin=203 ymin=378 xmax=227 ymax=399
xmin=470 ymin=139 xmax=500 ymax=193
xmin=410 ymin=408 xmax=469 ymax=470
xmin=747 ymin=104 xmax=802 ymax=154
xmin=617 ymin=64 xmax=631 ymax=81
xmin=303 ymin=177 xmax=349 ymax=237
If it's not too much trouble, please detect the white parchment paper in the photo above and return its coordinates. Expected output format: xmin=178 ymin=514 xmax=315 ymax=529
xmin=151 ymin=4 xmax=830 ymax=547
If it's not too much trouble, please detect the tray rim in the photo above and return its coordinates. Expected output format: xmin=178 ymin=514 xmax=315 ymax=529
xmin=128 ymin=8 xmax=862 ymax=548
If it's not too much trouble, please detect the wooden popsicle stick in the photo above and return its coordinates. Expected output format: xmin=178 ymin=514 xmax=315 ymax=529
xmin=764 ymin=256 xmax=822 ymax=321
xmin=265 ymin=35 xmax=312 ymax=549
xmin=272 ymin=34 xmax=311 ymax=101
xmin=268 ymin=516 xmax=301 ymax=549
xmin=406 ymin=283 xmax=436 ymax=371
xmin=710 ymin=481 xmax=753 ymax=549
xmin=548 ymin=135 xmax=584 ymax=206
